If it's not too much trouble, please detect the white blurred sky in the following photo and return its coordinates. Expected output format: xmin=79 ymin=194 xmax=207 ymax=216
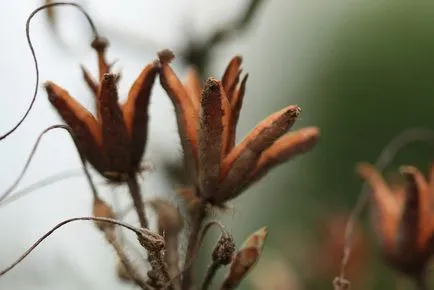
xmin=0 ymin=1 xmax=349 ymax=289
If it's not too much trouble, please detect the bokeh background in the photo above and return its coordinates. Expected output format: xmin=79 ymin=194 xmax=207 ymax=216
xmin=1 ymin=1 xmax=434 ymax=289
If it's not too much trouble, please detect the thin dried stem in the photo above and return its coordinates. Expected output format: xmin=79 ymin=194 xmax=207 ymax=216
xmin=182 ymin=203 xmax=207 ymax=289
xmin=0 ymin=2 xmax=100 ymax=140
xmin=182 ymin=0 xmax=264 ymax=77
xmin=339 ymin=128 xmax=434 ymax=281
xmin=0 ymin=125 xmax=99 ymax=204
xmin=201 ymin=261 xmax=220 ymax=290
xmin=127 ymin=174 xmax=148 ymax=228
xmin=104 ymin=229 xmax=150 ymax=290
xmin=162 ymin=220 xmax=226 ymax=290
xmin=0 ymin=216 xmax=146 ymax=277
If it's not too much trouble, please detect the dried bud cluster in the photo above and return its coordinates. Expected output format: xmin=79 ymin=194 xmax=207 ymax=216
xmin=212 ymin=232 xmax=236 ymax=266
xmin=357 ymin=162 xmax=434 ymax=279
xmin=45 ymin=37 xmax=158 ymax=182
xmin=159 ymin=53 xmax=319 ymax=205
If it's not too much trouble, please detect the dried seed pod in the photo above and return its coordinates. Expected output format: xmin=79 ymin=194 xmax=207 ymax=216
xmin=221 ymin=227 xmax=267 ymax=290
xmin=159 ymin=52 xmax=319 ymax=206
xmin=357 ymin=162 xmax=434 ymax=281
xmin=46 ymin=41 xmax=158 ymax=181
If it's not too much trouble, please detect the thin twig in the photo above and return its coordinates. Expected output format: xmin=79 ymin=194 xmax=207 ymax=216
xmin=0 ymin=216 xmax=146 ymax=277
xmin=182 ymin=203 xmax=207 ymax=289
xmin=0 ymin=125 xmax=99 ymax=204
xmin=161 ymin=220 xmax=225 ymax=290
xmin=0 ymin=2 xmax=99 ymax=140
xmin=104 ymin=229 xmax=150 ymax=290
xmin=201 ymin=261 xmax=220 ymax=290
xmin=127 ymin=174 xmax=148 ymax=228
xmin=339 ymin=128 xmax=434 ymax=281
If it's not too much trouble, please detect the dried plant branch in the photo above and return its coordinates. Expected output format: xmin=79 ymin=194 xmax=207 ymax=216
xmin=161 ymin=220 xmax=227 ymax=290
xmin=339 ymin=128 xmax=434 ymax=282
xmin=149 ymin=199 xmax=184 ymax=290
xmin=0 ymin=2 xmax=99 ymax=140
xmin=103 ymin=226 xmax=149 ymax=289
xmin=127 ymin=174 xmax=148 ymax=229
xmin=0 ymin=216 xmax=150 ymax=277
xmin=0 ymin=125 xmax=99 ymax=204
xmin=182 ymin=0 xmax=265 ymax=77
xmin=201 ymin=262 xmax=220 ymax=290
xmin=182 ymin=203 xmax=207 ymax=290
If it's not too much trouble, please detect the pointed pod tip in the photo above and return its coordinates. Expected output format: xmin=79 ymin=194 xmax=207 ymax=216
xmin=232 ymin=55 xmax=243 ymax=65
xmin=204 ymin=77 xmax=221 ymax=91
xmin=43 ymin=81 xmax=62 ymax=97
xmin=398 ymin=165 xmax=418 ymax=175
xmin=158 ymin=49 xmax=175 ymax=65
xmin=242 ymin=226 xmax=268 ymax=250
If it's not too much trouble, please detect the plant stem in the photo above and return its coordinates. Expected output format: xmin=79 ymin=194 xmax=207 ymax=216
xmin=127 ymin=174 xmax=148 ymax=228
xmin=104 ymin=229 xmax=150 ymax=290
xmin=416 ymin=272 xmax=428 ymax=290
xmin=201 ymin=261 xmax=220 ymax=290
xmin=182 ymin=204 xmax=207 ymax=290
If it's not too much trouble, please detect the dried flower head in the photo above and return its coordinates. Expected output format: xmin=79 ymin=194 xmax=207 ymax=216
xmin=159 ymin=52 xmax=319 ymax=206
xmin=45 ymin=37 xmax=159 ymax=181
xmin=357 ymin=162 xmax=434 ymax=278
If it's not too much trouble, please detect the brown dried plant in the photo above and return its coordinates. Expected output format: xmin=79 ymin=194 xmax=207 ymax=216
xmin=159 ymin=51 xmax=319 ymax=289
xmin=357 ymin=163 xmax=434 ymax=289
xmin=0 ymin=2 xmax=322 ymax=290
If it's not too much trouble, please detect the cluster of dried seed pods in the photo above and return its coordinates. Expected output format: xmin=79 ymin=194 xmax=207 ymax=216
xmin=357 ymin=162 xmax=434 ymax=285
xmin=0 ymin=3 xmax=323 ymax=289
xmin=159 ymin=53 xmax=319 ymax=206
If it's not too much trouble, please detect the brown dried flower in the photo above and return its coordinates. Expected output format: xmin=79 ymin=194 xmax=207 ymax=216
xmin=159 ymin=52 xmax=319 ymax=205
xmin=45 ymin=37 xmax=159 ymax=182
xmin=357 ymin=162 xmax=434 ymax=279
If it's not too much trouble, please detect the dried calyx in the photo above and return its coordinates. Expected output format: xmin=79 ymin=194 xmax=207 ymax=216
xmin=45 ymin=36 xmax=158 ymax=182
xmin=159 ymin=51 xmax=319 ymax=207
xmin=357 ymin=162 xmax=434 ymax=282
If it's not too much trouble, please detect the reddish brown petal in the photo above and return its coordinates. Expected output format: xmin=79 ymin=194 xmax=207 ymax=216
xmin=227 ymin=74 xmax=248 ymax=152
xmin=80 ymin=64 xmax=99 ymax=96
xmin=221 ymin=227 xmax=267 ymax=290
xmin=428 ymin=162 xmax=434 ymax=203
xmin=159 ymin=61 xmax=199 ymax=176
xmin=99 ymin=73 xmax=131 ymax=176
xmin=221 ymin=56 xmax=242 ymax=100
xmin=122 ymin=62 xmax=158 ymax=170
xmin=217 ymin=106 xmax=300 ymax=203
xmin=399 ymin=166 xmax=431 ymax=250
xmin=198 ymin=78 xmax=225 ymax=198
xmin=184 ymin=67 xmax=201 ymax=111
xmin=356 ymin=163 xmax=399 ymax=250
xmin=247 ymin=127 xmax=319 ymax=185
xmin=45 ymin=81 xmax=106 ymax=174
